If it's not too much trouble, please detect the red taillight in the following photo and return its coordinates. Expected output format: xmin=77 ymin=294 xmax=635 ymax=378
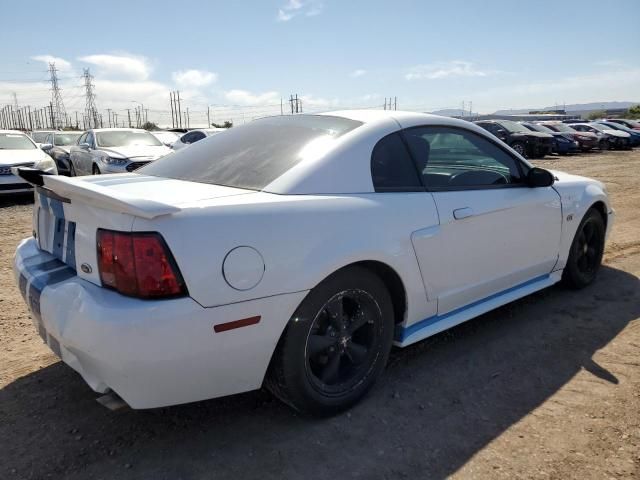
xmin=96 ymin=230 xmax=187 ymax=299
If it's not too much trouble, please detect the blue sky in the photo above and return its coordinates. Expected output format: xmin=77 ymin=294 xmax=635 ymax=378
xmin=1 ymin=0 xmax=639 ymax=126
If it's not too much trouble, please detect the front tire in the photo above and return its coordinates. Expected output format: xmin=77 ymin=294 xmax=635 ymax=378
xmin=69 ymin=161 xmax=76 ymax=177
xmin=562 ymin=208 xmax=605 ymax=289
xmin=266 ymin=266 xmax=394 ymax=416
xmin=92 ymin=164 xmax=101 ymax=175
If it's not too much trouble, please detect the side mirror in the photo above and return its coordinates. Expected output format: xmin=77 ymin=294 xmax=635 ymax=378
xmin=40 ymin=143 xmax=53 ymax=151
xmin=79 ymin=142 xmax=90 ymax=150
xmin=528 ymin=167 xmax=554 ymax=188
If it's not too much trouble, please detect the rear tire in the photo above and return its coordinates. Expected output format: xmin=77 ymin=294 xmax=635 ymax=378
xmin=562 ymin=208 xmax=605 ymax=289
xmin=266 ymin=266 xmax=394 ymax=416
xmin=511 ymin=142 xmax=526 ymax=157
xmin=598 ymin=139 xmax=610 ymax=150
xmin=69 ymin=162 xmax=76 ymax=177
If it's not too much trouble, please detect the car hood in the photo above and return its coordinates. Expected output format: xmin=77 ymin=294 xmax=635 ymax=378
xmin=0 ymin=149 xmax=49 ymax=166
xmin=601 ymin=129 xmax=629 ymax=138
xmin=574 ymin=131 xmax=598 ymax=139
xmin=521 ymin=131 xmax=554 ymax=139
xmin=98 ymin=145 xmax=172 ymax=160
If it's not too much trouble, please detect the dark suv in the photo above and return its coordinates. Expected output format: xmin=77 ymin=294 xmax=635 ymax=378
xmin=474 ymin=120 xmax=553 ymax=158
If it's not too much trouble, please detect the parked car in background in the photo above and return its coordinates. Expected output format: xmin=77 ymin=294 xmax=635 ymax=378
xmin=69 ymin=128 xmax=172 ymax=176
xmin=0 ymin=130 xmax=58 ymax=194
xmin=150 ymin=130 xmax=182 ymax=147
xmin=40 ymin=131 xmax=83 ymax=176
xmin=595 ymin=121 xmax=640 ymax=147
xmin=568 ymin=123 xmax=631 ymax=150
xmin=520 ymin=122 xmax=578 ymax=155
xmin=474 ymin=119 xmax=553 ymax=158
xmin=171 ymin=128 xmax=226 ymax=150
xmin=538 ymin=122 xmax=599 ymax=152
xmin=605 ymin=118 xmax=640 ymax=131
xmin=30 ymin=130 xmax=59 ymax=146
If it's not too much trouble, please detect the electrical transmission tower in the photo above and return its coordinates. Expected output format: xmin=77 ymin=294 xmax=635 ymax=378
xmin=48 ymin=62 xmax=67 ymax=130
xmin=83 ymin=68 xmax=99 ymax=129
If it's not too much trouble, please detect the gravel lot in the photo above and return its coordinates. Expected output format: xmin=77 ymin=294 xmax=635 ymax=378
xmin=1 ymin=150 xmax=638 ymax=479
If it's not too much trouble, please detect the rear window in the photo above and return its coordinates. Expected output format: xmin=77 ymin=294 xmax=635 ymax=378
xmin=140 ymin=115 xmax=362 ymax=190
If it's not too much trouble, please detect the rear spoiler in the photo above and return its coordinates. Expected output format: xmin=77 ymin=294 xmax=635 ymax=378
xmin=13 ymin=167 xmax=181 ymax=220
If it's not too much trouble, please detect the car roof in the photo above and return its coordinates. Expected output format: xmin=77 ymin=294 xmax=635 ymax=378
xmin=90 ymin=128 xmax=148 ymax=133
xmin=258 ymin=110 xmax=512 ymax=194
xmin=1 ymin=129 xmax=29 ymax=134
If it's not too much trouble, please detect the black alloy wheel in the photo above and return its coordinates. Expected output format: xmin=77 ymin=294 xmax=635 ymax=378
xmin=305 ymin=290 xmax=380 ymax=394
xmin=562 ymin=208 xmax=605 ymax=289
xmin=266 ymin=266 xmax=394 ymax=416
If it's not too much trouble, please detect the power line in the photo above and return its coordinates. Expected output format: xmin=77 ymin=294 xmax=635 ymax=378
xmin=82 ymin=68 xmax=99 ymax=129
xmin=49 ymin=62 xmax=67 ymax=130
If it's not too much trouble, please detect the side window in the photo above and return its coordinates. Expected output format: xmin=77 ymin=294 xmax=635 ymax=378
xmin=78 ymin=133 xmax=87 ymax=145
xmin=45 ymin=133 xmax=53 ymax=144
xmin=404 ymin=126 xmax=525 ymax=189
xmin=191 ymin=131 xmax=206 ymax=142
xmin=370 ymin=132 xmax=423 ymax=192
xmin=86 ymin=132 xmax=95 ymax=148
xmin=182 ymin=132 xmax=198 ymax=144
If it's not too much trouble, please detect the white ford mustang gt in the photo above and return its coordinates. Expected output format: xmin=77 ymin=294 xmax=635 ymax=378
xmin=13 ymin=111 xmax=613 ymax=415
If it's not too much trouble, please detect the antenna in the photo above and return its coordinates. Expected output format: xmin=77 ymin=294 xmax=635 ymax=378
xmin=83 ymin=68 xmax=99 ymax=129
xmin=48 ymin=62 xmax=67 ymax=130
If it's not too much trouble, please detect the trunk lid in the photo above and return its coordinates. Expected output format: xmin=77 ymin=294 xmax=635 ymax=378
xmin=32 ymin=173 xmax=254 ymax=286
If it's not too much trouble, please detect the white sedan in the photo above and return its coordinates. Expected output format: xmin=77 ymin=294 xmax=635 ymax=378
xmin=13 ymin=111 xmax=613 ymax=415
xmin=1 ymin=130 xmax=58 ymax=194
xmin=170 ymin=128 xmax=226 ymax=150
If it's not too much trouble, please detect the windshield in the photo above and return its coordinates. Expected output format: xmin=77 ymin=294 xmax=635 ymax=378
xmin=96 ymin=131 xmax=163 ymax=147
xmin=588 ymin=123 xmax=608 ymax=132
xmin=530 ymin=124 xmax=554 ymax=133
xmin=140 ymin=115 xmax=363 ymax=190
xmin=544 ymin=123 xmax=575 ymax=133
xmin=499 ymin=120 xmax=530 ymax=133
xmin=0 ymin=133 xmax=37 ymax=150
xmin=31 ymin=132 xmax=50 ymax=143
xmin=54 ymin=132 xmax=82 ymax=146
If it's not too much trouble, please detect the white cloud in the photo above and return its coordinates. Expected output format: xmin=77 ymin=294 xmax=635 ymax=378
xmin=350 ymin=69 xmax=367 ymax=78
xmin=405 ymin=61 xmax=489 ymax=81
xmin=277 ymin=0 xmax=323 ymax=21
xmin=78 ymin=53 xmax=151 ymax=80
xmin=172 ymin=69 xmax=218 ymax=88
xmin=31 ymin=55 xmax=72 ymax=71
xmin=224 ymin=89 xmax=281 ymax=105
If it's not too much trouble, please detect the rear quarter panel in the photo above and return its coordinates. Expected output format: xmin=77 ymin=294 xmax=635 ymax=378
xmin=132 ymin=192 xmax=439 ymax=326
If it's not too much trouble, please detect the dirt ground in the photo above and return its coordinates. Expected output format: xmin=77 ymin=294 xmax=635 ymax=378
xmin=1 ymin=150 xmax=638 ymax=480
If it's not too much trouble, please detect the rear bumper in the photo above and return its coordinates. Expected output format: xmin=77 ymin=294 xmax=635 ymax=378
xmin=14 ymin=237 xmax=307 ymax=408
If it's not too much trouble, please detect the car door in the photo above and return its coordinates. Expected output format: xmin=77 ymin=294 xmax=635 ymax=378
xmin=405 ymin=126 xmax=562 ymax=315
xmin=70 ymin=132 xmax=87 ymax=174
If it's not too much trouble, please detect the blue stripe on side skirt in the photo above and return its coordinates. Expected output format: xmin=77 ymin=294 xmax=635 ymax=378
xmin=395 ymin=274 xmax=550 ymax=342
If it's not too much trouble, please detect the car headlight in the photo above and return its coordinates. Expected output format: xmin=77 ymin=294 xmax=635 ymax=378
xmin=34 ymin=156 xmax=58 ymax=175
xmin=103 ymin=156 xmax=129 ymax=165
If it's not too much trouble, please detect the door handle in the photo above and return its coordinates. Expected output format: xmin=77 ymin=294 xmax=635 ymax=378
xmin=453 ymin=207 xmax=474 ymax=220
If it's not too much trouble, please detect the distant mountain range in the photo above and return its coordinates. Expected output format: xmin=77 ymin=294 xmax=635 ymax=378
xmin=493 ymin=101 xmax=638 ymax=115
xmin=429 ymin=102 xmax=638 ymax=117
